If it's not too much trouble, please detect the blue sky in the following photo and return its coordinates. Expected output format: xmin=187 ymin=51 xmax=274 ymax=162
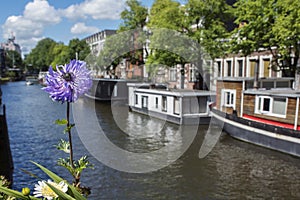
xmin=0 ymin=0 xmax=185 ymax=55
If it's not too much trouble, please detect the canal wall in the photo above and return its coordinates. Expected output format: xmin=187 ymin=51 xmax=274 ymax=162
xmin=0 ymin=105 xmax=13 ymax=184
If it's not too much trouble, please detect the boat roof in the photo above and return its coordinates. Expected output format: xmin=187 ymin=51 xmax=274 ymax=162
xmin=216 ymin=77 xmax=294 ymax=82
xmin=244 ymin=88 xmax=300 ymax=98
xmin=134 ymin=88 xmax=215 ymax=97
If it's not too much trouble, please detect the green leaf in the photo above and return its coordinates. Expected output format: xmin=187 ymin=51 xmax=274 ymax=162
xmin=55 ymin=119 xmax=68 ymax=125
xmin=64 ymin=182 xmax=88 ymax=200
xmin=0 ymin=186 xmax=40 ymax=200
xmin=31 ymin=161 xmax=87 ymax=200
xmin=31 ymin=161 xmax=64 ymax=183
xmin=64 ymin=124 xmax=75 ymax=133
xmin=45 ymin=181 xmax=75 ymax=200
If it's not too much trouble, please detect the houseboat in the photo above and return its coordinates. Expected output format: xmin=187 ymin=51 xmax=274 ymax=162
xmin=127 ymin=83 xmax=215 ymax=125
xmin=85 ymin=78 xmax=136 ymax=101
xmin=211 ymin=77 xmax=300 ymax=157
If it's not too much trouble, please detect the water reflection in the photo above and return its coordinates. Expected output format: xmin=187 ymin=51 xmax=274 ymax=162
xmin=73 ymin=98 xmax=198 ymax=173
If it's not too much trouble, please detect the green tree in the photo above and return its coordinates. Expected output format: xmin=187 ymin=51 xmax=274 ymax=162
xmin=185 ymin=0 xmax=232 ymax=60
xmin=229 ymin=0 xmax=300 ymax=77
xmin=119 ymin=0 xmax=148 ymax=31
xmin=50 ymin=43 xmax=70 ymax=67
xmin=146 ymin=0 xmax=188 ymax=80
xmin=97 ymin=31 xmax=134 ymax=73
xmin=24 ymin=38 xmax=57 ymax=71
xmin=68 ymin=38 xmax=90 ymax=61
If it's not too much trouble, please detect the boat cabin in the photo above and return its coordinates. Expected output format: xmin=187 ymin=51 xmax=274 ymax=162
xmin=215 ymin=77 xmax=300 ymax=130
xmin=127 ymin=83 xmax=215 ymax=125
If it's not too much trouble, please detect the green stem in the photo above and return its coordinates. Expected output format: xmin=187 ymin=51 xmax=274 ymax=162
xmin=67 ymin=102 xmax=75 ymax=169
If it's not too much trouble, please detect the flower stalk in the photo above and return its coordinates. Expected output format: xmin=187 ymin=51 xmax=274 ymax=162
xmin=66 ymin=102 xmax=75 ymax=170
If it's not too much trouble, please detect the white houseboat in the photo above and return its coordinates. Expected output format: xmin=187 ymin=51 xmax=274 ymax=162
xmin=127 ymin=83 xmax=215 ymax=125
xmin=211 ymin=77 xmax=300 ymax=157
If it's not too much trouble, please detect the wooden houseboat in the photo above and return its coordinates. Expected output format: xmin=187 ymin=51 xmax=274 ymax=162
xmin=211 ymin=77 xmax=300 ymax=157
xmin=127 ymin=83 xmax=215 ymax=125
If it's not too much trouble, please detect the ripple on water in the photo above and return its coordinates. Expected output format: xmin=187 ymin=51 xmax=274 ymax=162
xmin=2 ymin=81 xmax=300 ymax=199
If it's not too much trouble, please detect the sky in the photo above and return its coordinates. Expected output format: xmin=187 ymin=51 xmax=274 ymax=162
xmin=0 ymin=0 xmax=185 ymax=56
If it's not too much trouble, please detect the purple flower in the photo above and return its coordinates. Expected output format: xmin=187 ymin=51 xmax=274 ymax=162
xmin=42 ymin=59 xmax=92 ymax=103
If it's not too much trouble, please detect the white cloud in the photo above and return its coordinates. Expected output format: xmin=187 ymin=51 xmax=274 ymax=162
xmin=63 ymin=0 xmax=125 ymax=20
xmin=1 ymin=0 xmax=125 ymax=54
xmin=2 ymin=0 xmax=61 ymax=54
xmin=71 ymin=22 xmax=100 ymax=35
xmin=24 ymin=0 xmax=61 ymax=24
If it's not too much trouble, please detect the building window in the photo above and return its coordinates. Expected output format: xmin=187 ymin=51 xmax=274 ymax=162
xmin=255 ymin=96 xmax=287 ymax=117
xmin=155 ymin=97 xmax=159 ymax=109
xmin=237 ymin=60 xmax=243 ymax=77
xmin=249 ymin=60 xmax=257 ymax=77
xmin=263 ymin=59 xmax=270 ymax=78
xmin=162 ymin=96 xmax=167 ymax=112
xmin=216 ymin=61 xmax=222 ymax=77
xmin=227 ymin=60 xmax=232 ymax=77
xmin=169 ymin=67 xmax=177 ymax=81
xmin=221 ymin=89 xmax=236 ymax=109
xmin=189 ymin=66 xmax=197 ymax=82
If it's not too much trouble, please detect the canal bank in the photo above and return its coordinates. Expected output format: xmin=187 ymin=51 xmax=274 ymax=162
xmin=0 ymin=104 xmax=13 ymax=184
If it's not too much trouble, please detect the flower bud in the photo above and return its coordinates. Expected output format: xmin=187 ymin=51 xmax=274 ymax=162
xmin=22 ymin=187 xmax=30 ymax=196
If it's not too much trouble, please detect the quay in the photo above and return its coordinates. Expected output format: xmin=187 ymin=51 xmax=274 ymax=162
xmin=0 ymin=104 xmax=13 ymax=185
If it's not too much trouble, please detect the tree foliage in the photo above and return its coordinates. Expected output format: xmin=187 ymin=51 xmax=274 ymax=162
xmin=146 ymin=0 xmax=187 ymax=78
xmin=229 ymin=0 xmax=300 ymax=76
xmin=119 ymin=0 xmax=148 ymax=31
xmin=185 ymin=0 xmax=232 ymax=60
xmin=146 ymin=0 xmax=231 ymax=79
xmin=24 ymin=38 xmax=90 ymax=72
xmin=67 ymin=38 xmax=90 ymax=61
xmin=24 ymin=38 xmax=57 ymax=71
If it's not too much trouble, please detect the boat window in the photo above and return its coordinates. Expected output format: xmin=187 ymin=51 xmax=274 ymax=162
xmin=273 ymin=98 xmax=286 ymax=115
xmin=135 ymin=94 xmax=138 ymax=105
xmin=142 ymin=96 xmax=148 ymax=109
xmin=221 ymin=89 xmax=236 ymax=109
xmin=262 ymin=98 xmax=271 ymax=112
xmin=155 ymin=97 xmax=159 ymax=109
xmin=174 ymin=97 xmax=180 ymax=115
xmin=255 ymin=96 xmax=287 ymax=117
xmin=162 ymin=96 xmax=167 ymax=112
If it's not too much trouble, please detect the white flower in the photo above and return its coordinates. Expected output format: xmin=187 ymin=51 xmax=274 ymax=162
xmin=33 ymin=180 xmax=68 ymax=199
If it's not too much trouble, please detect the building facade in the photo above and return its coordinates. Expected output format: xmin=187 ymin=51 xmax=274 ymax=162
xmin=84 ymin=29 xmax=116 ymax=56
xmin=1 ymin=35 xmax=21 ymax=56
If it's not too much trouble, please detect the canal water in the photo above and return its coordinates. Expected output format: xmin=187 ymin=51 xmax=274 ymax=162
xmin=2 ymin=81 xmax=300 ymax=199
